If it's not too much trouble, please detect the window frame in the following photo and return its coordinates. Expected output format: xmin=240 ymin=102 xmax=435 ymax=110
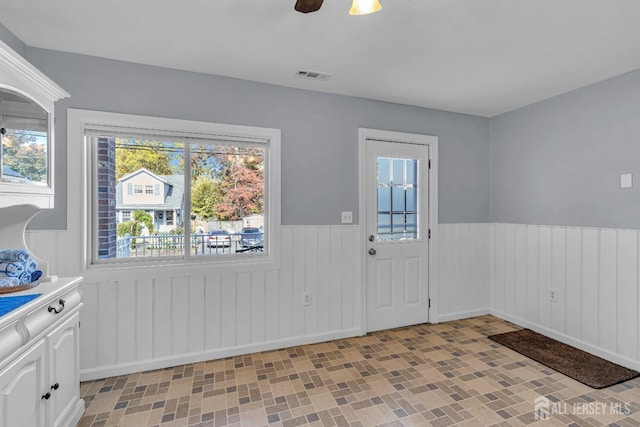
xmin=69 ymin=109 xmax=281 ymax=272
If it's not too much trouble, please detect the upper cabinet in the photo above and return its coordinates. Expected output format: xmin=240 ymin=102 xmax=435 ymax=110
xmin=0 ymin=40 xmax=69 ymax=209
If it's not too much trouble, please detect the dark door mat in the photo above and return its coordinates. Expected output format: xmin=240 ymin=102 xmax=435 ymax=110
xmin=488 ymin=329 xmax=639 ymax=389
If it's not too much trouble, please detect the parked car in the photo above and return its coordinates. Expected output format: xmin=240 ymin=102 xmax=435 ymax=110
xmin=207 ymin=229 xmax=231 ymax=248
xmin=240 ymin=227 xmax=263 ymax=248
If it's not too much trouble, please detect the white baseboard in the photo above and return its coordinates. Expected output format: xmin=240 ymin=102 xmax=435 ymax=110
xmin=490 ymin=309 xmax=640 ymax=372
xmin=63 ymin=399 xmax=85 ymax=427
xmin=80 ymin=328 xmax=362 ymax=381
xmin=437 ymin=308 xmax=491 ymax=323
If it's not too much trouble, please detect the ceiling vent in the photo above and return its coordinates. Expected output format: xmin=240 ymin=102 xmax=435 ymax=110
xmin=295 ymin=69 xmax=332 ymax=81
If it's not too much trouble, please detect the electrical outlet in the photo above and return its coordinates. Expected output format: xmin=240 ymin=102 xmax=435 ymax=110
xmin=303 ymin=291 xmax=312 ymax=306
xmin=549 ymin=288 xmax=557 ymax=302
xmin=341 ymin=211 xmax=353 ymax=224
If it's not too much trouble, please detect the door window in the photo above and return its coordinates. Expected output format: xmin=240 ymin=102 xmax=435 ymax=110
xmin=376 ymin=157 xmax=418 ymax=241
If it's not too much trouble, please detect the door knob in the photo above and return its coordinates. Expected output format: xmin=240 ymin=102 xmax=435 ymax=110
xmin=368 ymin=235 xmax=375 ymax=242
xmin=368 ymin=248 xmax=376 ymax=255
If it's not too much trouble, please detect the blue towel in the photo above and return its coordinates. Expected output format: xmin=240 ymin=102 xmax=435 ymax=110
xmin=31 ymin=270 xmax=43 ymax=283
xmin=0 ymin=250 xmax=30 ymax=262
xmin=25 ymin=259 xmax=38 ymax=274
xmin=0 ymin=261 xmax=25 ymax=278
xmin=18 ymin=272 xmax=32 ymax=285
xmin=0 ymin=277 xmax=20 ymax=287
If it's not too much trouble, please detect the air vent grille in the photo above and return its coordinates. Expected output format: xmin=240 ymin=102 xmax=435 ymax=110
xmin=296 ymin=69 xmax=332 ymax=81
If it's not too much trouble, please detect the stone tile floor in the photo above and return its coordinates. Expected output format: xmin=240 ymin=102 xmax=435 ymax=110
xmin=78 ymin=315 xmax=640 ymax=426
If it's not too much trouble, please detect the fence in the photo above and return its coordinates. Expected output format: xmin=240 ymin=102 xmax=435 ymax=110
xmin=116 ymin=233 xmax=263 ymax=258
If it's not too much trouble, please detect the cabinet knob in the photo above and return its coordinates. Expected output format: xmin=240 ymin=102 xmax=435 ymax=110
xmin=51 ymin=383 xmax=60 ymax=390
xmin=48 ymin=299 xmax=65 ymax=314
xmin=41 ymin=392 xmax=51 ymax=400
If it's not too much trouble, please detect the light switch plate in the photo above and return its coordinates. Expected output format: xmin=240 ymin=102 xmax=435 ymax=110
xmin=621 ymin=173 xmax=633 ymax=189
xmin=341 ymin=211 xmax=353 ymax=224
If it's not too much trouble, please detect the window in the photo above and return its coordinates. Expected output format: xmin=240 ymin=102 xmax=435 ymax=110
xmin=71 ymin=109 xmax=281 ymax=268
xmin=376 ymin=157 xmax=418 ymax=241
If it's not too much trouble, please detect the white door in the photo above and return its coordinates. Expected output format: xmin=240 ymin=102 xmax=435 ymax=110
xmin=365 ymin=138 xmax=430 ymax=332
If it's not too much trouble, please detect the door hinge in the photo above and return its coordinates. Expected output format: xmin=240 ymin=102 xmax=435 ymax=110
xmin=428 ymin=229 xmax=431 ymax=239
xmin=428 ymin=159 xmax=431 ymax=169
xmin=428 ymin=298 xmax=431 ymax=308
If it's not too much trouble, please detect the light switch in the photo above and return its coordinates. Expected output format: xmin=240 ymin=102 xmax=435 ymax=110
xmin=341 ymin=211 xmax=353 ymax=224
xmin=620 ymin=173 xmax=633 ymax=189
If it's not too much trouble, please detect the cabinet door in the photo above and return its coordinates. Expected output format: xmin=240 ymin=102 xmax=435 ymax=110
xmin=0 ymin=340 xmax=46 ymax=427
xmin=47 ymin=313 xmax=80 ymax=427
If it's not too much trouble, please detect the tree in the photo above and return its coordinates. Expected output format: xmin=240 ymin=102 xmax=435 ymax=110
xmin=2 ymin=129 xmax=47 ymax=182
xmin=132 ymin=210 xmax=154 ymax=234
xmin=189 ymin=145 xmax=265 ymax=221
xmin=115 ymin=139 xmax=178 ymax=180
xmin=191 ymin=177 xmax=222 ymax=220
xmin=214 ymin=162 xmax=264 ymax=221
xmin=117 ymin=221 xmax=140 ymax=237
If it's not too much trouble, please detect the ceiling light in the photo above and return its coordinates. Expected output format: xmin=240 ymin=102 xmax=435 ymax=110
xmin=349 ymin=0 xmax=382 ymax=15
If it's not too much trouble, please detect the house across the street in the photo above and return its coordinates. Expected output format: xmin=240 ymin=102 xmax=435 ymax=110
xmin=115 ymin=168 xmax=184 ymax=232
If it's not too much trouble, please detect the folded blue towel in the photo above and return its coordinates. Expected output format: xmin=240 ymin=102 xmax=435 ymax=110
xmin=31 ymin=270 xmax=43 ymax=283
xmin=0 ymin=261 xmax=25 ymax=278
xmin=25 ymin=259 xmax=38 ymax=274
xmin=0 ymin=277 xmax=20 ymax=287
xmin=0 ymin=250 xmax=30 ymax=262
xmin=18 ymin=272 xmax=32 ymax=285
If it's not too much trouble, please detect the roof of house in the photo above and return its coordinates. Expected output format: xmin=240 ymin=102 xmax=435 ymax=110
xmin=2 ymin=166 xmax=26 ymax=179
xmin=116 ymin=171 xmax=184 ymax=210
xmin=118 ymin=167 xmax=171 ymax=186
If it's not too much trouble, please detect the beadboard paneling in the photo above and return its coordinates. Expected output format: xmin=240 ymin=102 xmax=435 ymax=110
xmin=66 ymin=225 xmax=361 ymax=380
xmin=437 ymin=223 xmax=491 ymax=322
xmin=490 ymin=223 xmax=640 ymax=370
xmin=31 ymin=223 xmax=640 ymax=374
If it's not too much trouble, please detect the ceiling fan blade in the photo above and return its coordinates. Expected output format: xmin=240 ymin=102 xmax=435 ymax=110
xmin=295 ymin=0 xmax=324 ymax=13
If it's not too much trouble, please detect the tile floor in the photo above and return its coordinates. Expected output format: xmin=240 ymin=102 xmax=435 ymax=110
xmin=78 ymin=316 xmax=640 ymax=426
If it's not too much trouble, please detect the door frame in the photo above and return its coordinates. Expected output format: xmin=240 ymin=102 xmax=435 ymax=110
xmin=357 ymin=128 xmax=439 ymax=333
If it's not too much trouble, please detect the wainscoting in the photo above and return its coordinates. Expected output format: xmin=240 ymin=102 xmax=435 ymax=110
xmin=489 ymin=223 xmax=640 ymax=371
xmin=437 ymin=223 xmax=490 ymax=322
xmin=27 ymin=222 xmax=640 ymax=379
xmin=29 ymin=225 xmax=362 ymax=380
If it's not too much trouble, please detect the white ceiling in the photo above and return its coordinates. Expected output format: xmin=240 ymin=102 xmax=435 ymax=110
xmin=3 ymin=0 xmax=640 ymax=117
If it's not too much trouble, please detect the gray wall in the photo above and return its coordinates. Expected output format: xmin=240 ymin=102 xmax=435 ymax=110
xmin=0 ymin=22 xmax=25 ymax=58
xmin=490 ymin=68 xmax=640 ymax=229
xmin=24 ymin=47 xmax=491 ymax=229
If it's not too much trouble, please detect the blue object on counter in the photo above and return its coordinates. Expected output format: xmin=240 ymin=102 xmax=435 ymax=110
xmin=0 ymin=294 xmax=41 ymax=317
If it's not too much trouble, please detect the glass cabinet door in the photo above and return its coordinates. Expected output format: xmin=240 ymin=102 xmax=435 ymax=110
xmin=0 ymin=88 xmax=49 ymax=188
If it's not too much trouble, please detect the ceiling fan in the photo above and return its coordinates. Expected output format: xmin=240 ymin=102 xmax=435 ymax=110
xmin=294 ymin=0 xmax=382 ymax=15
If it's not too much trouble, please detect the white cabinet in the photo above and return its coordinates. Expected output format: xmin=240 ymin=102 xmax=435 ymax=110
xmin=47 ymin=313 xmax=80 ymax=427
xmin=0 ymin=39 xmax=69 ymax=209
xmin=0 ymin=340 xmax=46 ymax=427
xmin=0 ymin=278 xmax=84 ymax=427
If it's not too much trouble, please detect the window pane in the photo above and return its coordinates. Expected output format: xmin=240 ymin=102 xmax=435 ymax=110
xmin=391 ymin=186 xmax=405 ymax=212
xmin=377 ymin=157 xmax=390 ymax=184
xmin=96 ymin=137 xmax=184 ymax=259
xmin=377 ymin=187 xmax=390 ymax=212
xmin=190 ymin=144 xmax=265 ymax=257
xmin=375 ymin=156 xmax=420 ymax=241
xmin=406 ymin=159 xmax=417 ymax=185
xmin=406 ymin=214 xmax=417 ymax=233
xmin=392 ymin=214 xmax=405 ymax=233
xmin=377 ymin=213 xmax=391 ymax=240
xmin=0 ymin=89 xmax=49 ymax=188
xmin=406 ymin=187 xmax=417 ymax=211
xmin=392 ymin=159 xmax=404 ymax=184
